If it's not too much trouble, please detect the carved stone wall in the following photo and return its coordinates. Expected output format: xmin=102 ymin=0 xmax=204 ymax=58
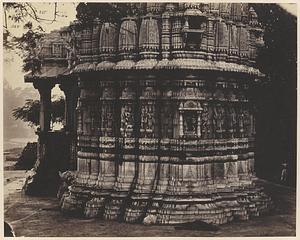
xmin=33 ymin=3 xmax=272 ymax=226
xmin=60 ymin=69 xmax=271 ymax=224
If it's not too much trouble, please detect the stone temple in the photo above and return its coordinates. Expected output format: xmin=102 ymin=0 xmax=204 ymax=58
xmin=25 ymin=3 xmax=272 ymax=225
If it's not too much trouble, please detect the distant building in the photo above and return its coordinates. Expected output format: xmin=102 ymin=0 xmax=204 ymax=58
xmin=24 ymin=3 xmax=272 ymax=224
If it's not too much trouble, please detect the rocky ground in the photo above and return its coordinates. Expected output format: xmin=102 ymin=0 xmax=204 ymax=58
xmin=4 ymin=167 xmax=296 ymax=237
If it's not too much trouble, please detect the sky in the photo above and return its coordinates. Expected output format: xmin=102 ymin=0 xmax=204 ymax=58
xmin=3 ymin=3 xmax=77 ymax=95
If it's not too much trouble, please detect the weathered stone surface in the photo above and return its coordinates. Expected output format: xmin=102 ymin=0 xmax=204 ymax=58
xmin=25 ymin=3 xmax=271 ymax=225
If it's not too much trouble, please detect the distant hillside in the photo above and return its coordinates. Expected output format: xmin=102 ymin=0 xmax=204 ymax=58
xmin=3 ymin=78 xmax=39 ymax=150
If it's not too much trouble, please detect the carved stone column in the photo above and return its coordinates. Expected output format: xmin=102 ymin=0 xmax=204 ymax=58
xmin=34 ymin=81 xmax=54 ymax=133
xmin=24 ymin=81 xmax=55 ymax=195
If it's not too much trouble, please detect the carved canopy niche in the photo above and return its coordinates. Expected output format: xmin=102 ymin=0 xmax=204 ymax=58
xmin=179 ymin=101 xmax=202 ymax=138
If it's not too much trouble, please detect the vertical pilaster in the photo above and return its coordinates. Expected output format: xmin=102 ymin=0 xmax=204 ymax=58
xmin=179 ymin=111 xmax=184 ymax=137
xmin=197 ymin=110 xmax=201 ymax=137
xmin=207 ymin=16 xmax=216 ymax=60
xmin=161 ymin=12 xmax=171 ymax=59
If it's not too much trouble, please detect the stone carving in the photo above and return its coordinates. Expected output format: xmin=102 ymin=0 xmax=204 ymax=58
xmin=142 ymin=87 xmax=156 ymax=99
xmin=201 ymin=103 xmax=212 ymax=139
xmin=216 ymin=20 xmax=229 ymax=59
xmin=239 ymin=26 xmax=249 ymax=58
xmin=184 ymin=111 xmax=198 ymax=135
xmin=29 ymin=3 xmax=272 ymax=226
xmin=99 ymin=22 xmax=118 ymax=54
xmin=102 ymin=88 xmax=114 ymax=99
xmin=226 ymin=162 xmax=236 ymax=177
xmin=171 ymin=18 xmax=183 ymax=49
xmin=90 ymin=109 xmax=98 ymax=132
xmin=243 ymin=109 xmax=251 ymax=137
xmin=166 ymin=109 xmax=173 ymax=138
xmin=119 ymin=18 xmax=138 ymax=53
xmin=101 ymin=104 xmax=113 ymax=135
xmin=121 ymin=87 xmax=136 ymax=99
xmin=141 ymin=106 xmax=148 ymax=131
xmin=139 ymin=16 xmax=160 ymax=51
xmin=227 ymin=106 xmax=237 ymax=138
xmin=213 ymin=104 xmax=225 ymax=138
xmin=213 ymin=88 xmax=225 ymax=101
xmin=179 ymin=87 xmax=201 ymax=99
xmin=92 ymin=19 xmax=101 ymax=61
xmin=121 ymin=104 xmax=134 ymax=137
xmin=76 ymin=103 xmax=83 ymax=135
xmin=80 ymin=27 xmax=93 ymax=62
xmin=237 ymin=108 xmax=245 ymax=137
xmin=141 ymin=104 xmax=155 ymax=137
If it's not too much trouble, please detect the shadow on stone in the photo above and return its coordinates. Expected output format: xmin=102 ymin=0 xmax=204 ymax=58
xmin=173 ymin=220 xmax=219 ymax=231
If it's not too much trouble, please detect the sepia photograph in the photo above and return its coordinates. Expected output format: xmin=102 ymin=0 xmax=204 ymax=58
xmin=3 ymin=2 xmax=297 ymax=238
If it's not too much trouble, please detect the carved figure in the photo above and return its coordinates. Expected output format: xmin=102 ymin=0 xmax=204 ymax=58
xmin=237 ymin=108 xmax=245 ymax=136
xmin=184 ymin=111 xmax=197 ymax=134
xmin=141 ymin=107 xmax=148 ymax=130
xmin=121 ymin=105 xmax=133 ymax=136
xmin=243 ymin=109 xmax=251 ymax=136
xmin=213 ymin=104 xmax=225 ymax=137
xmin=227 ymin=106 xmax=237 ymax=136
xmin=201 ymin=103 xmax=211 ymax=138
xmin=147 ymin=105 xmax=155 ymax=131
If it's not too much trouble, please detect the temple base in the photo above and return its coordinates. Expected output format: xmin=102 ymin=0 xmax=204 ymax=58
xmin=60 ymin=180 xmax=273 ymax=225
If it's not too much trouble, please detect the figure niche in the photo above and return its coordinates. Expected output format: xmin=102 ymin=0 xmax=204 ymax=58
xmin=179 ymin=101 xmax=202 ymax=138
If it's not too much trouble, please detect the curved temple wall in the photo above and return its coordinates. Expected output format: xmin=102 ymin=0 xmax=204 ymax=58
xmin=30 ymin=3 xmax=272 ymax=225
xmin=61 ymin=70 xmax=271 ymax=225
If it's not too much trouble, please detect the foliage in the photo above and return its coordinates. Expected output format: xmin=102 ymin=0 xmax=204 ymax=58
xmin=75 ymin=3 xmax=144 ymax=26
xmin=13 ymin=99 xmax=40 ymax=127
xmin=3 ymin=3 xmax=59 ymax=73
xmin=253 ymin=4 xmax=297 ymax=83
xmin=12 ymin=97 xmax=65 ymax=127
xmin=14 ymin=22 xmax=44 ymax=74
xmin=3 ymin=3 xmax=58 ymax=25
xmin=51 ymin=97 xmax=65 ymax=124
xmin=250 ymin=4 xmax=296 ymax=186
xmin=15 ymin=142 xmax=37 ymax=170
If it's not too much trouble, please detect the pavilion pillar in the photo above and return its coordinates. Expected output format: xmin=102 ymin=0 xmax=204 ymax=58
xmin=34 ymin=81 xmax=54 ymax=132
xmin=24 ymin=81 xmax=55 ymax=196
